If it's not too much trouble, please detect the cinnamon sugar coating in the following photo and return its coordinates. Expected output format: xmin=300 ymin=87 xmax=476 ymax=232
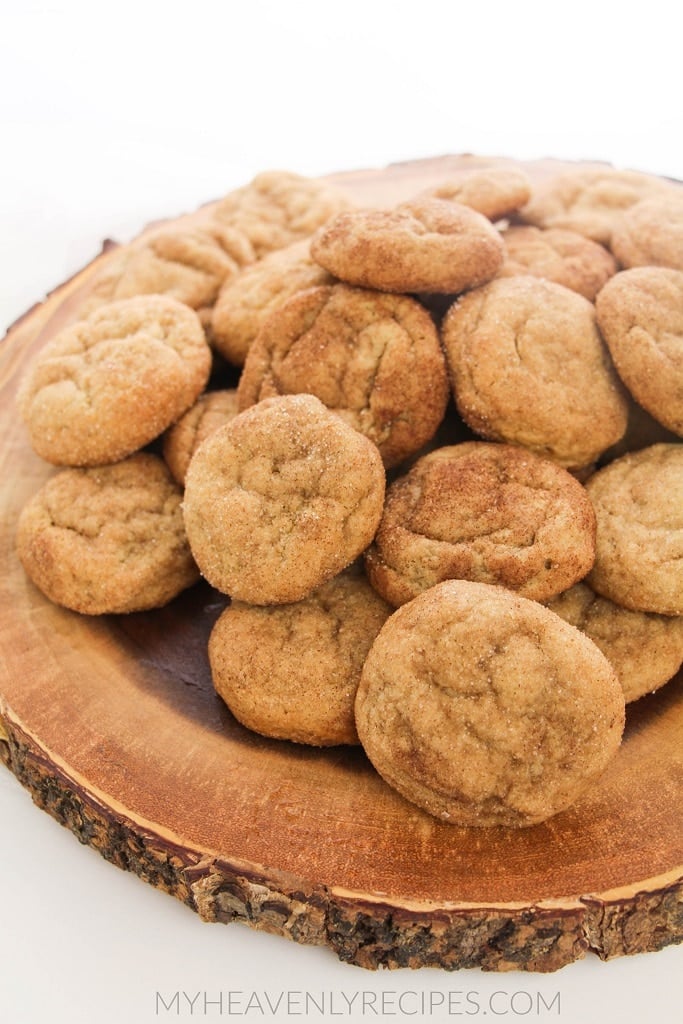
xmin=183 ymin=394 xmax=385 ymax=604
xmin=237 ymin=283 xmax=449 ymax=468
xmin=365 ymin=442 xmax=596 ymax=606
xmin=19 ymin=296 xmax=211 ymax=467
xmin=16 ymin=454 xmax=198 ymax=614
xmin=310 ymin=199 xmax=504 ymax=294
xmin=355 ymin=580 xmax=625 ymax=827
xmin=442 ymin=276 xmax=629 ymax=469
xmin=209 ymin=568 xmax=392 ymax=746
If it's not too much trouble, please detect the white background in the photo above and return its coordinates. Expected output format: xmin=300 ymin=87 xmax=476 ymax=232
xmin=1 ymin=2 xmax=681 ymax=1022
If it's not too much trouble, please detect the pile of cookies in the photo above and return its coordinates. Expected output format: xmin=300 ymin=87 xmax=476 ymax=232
xmin=15 ymin=161 xmax=683 ymax=828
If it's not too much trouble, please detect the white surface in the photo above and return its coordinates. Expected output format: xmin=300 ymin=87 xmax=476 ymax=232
xmin=1 ymin=2 xmax=681 ymax=1022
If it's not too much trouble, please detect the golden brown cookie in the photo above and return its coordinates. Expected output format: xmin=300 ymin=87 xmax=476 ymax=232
xmin=546 ymin=582 xmax=683 ymax=703
xmin=610 ymin=194 xmax=683 ymax=271
xmin=310 ymin=198 xmax=504 ymax=294
xmin=419 ymin=166 xmax=532 ymax=221
xmin=595 ymin=267 xmax=683 ymax=437
xmin=208 ymin=568 xmax=392 ymax=746
xmin=442 ymin=276 xmax=629 ymax=469
xmin=236 ymin=283 xmax=449 ymax=469
xmin=80 ymin=222 xmax=254 ymax=319
xmin=210 ymin=239 xmax=334 ymax=366
xmin=519 ymin=166 xmax=674 ymax=245
xmin=213 ymin=170 xmax=353 ymax=257
xmin=498 ymin=225 xmax=617 ymax=300
xmin=16 ymin=454 xmax=199 ymax=615
xmin=354 ymin=579 xmax=625 ymax=827
xmin=365 ymin=442 xmax=596 ymax=606
xmin=586 ymin=444 xmax=683 ymax=615
xmin=162 ymin=389 xmax=240 ymax=486
xmin=183 ymin=394 xmax=386 ymax=604
xmin=18 ymin=296 xmax=211 ymax=467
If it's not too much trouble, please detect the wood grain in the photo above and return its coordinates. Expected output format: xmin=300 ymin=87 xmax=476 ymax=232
xmin=1 ymin=155 xmax=681 ymax=972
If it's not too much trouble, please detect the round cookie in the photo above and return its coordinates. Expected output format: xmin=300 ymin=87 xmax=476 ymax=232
xmin=210 ymin=239 xmax=334 ymax=366
xmin=18 ymin=295 xmax=212 ymax=467
xmin=16 ymin=453 xmax=199 ymax=615
xmin=595 ymin=267 xmax=683 ymax=437
xmin=208 ymin=568 xmax=392 ymax=746
xmin=162 ymin=389 xmax=240 ymax=486
xmin=419 ymin=166 xmax=532 ymax=221
xmin=365 ymin=442 xmax=596 ymax=607
xmin=442 ymin=275 xmax=629 ymax=469
xmin=610 ymin=194 xmax=683 ymax=271
xmin=547 ymin=582 xmax=683 ymax=703
xmin=79 ymin=222 xmax=255 ymax=319
xmin=182 ymin=394 xmax=386 ymax=604
xmin=236 ymin=283 xmax=449 ymax=469
xmin=213 ymin=170 xmax=354 ymax=257
xmin=586 ymin=444 xmax=683 ymax=615
xmin=354 ymin=579 xmax=625 ymax=827
xmin=499 ymin=225 xmax=617 ymax=300
xmin=518 ymin=166 xmax=675 ymax=245
xmin=310 ymin=198 xmax=504 ymax=294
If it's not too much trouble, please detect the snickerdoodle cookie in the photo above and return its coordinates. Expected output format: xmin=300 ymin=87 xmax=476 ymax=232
xmin=547 ymin=582 xmax=683 ymax=703
xmin=310 ymin=198 xmax=504 ymax=294
xmin=19 ymin=296 xmax=211 ymax=467
xmin=16 ymin=454 xmax=199 ymax=614
xmin=499 ymin=225 xmax=617 ymax=300
xmin=419 ymin=166 xmax=532 ymax=221
xmin=183 ymin=394 xmax=385 ymax=604
xmin=80 ymin=222 xmax=255 ymax=319
xmin=162 ymin=389 xmax=240 ymax=486
xmin=210 ymin=239 xmax=334 ymax=365
xmin=442 ymin=276 xmax=629 ymax=469
xmin=595 ymin=267 xmax=683 ymax=437
xmin=355 ymin=579 xmax=625 ymax=827
xmin=586 ymin=444 xmax=683 ymax=615
xmin=610 ymin=194 xmax=683 ymax=271
xmin=365 ymin=442 xmax=596 ymax=607
xmin=208 ymin=568 xmax=392 ymax=746
xmin=236 ymin=283 xmax=449 ymax=468
xmin=213 ymin=170 xmax=353 ymax=257
xmin=518 ymin=166 xmax=675 ymax=245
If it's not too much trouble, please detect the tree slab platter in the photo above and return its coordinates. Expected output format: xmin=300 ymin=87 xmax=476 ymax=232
xmin=1 ymin=155 xmax=681 ymax=973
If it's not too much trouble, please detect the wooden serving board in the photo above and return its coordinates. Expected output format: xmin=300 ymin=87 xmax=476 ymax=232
xmin=1 ymin=156 xmax=681 ymax=973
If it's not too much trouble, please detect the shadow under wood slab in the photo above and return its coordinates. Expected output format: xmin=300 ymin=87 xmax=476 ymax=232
xmin=0 ymin=155 xmax=681 ymax=972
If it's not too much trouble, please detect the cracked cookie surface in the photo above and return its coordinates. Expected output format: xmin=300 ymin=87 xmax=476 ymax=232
xmin=518 ymin=166 xmax=675 ymax=245
xmin=237 ymin=283 xmax=449 ymax=468
xmin=419 ymin=166 xmax=532 ymax=221
xmin=310 ymin=198 xmax=504 ymax=294
xmin=19 ymin=295 xmax=211 ymax=467
xmin=610 ymin=194 xmax=683 ymax=271
xmin=16 ymin=453 xmax=199 ymax=614
xmin=182 ymin=394 xmax=386 ymax=604
xmin=595 ymin=267 xmax=683 ymax=437
xmin=586 ymin=444 xmax=683 ymax=615
xmin=442 ymin=275 xmax=629 ymax=469
xmin=210 ymin=239 xmax=334 ymax=366
xmin=79 ymin=223 xmax=254 ymax=319
xmin=365 ymin=442 xmax=596 ymax=606
xmin=213 ymin=170 xmax=353 ymax=257
xmin=499 ymin=225 xmax=617 ymax=300
xmin=208 ymin=567 xmax=392 ymax=746
xmin=354 ymin=579 xmax=625 ymax=827
xmin=547 ymin=582 xmax=683 ymax=703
